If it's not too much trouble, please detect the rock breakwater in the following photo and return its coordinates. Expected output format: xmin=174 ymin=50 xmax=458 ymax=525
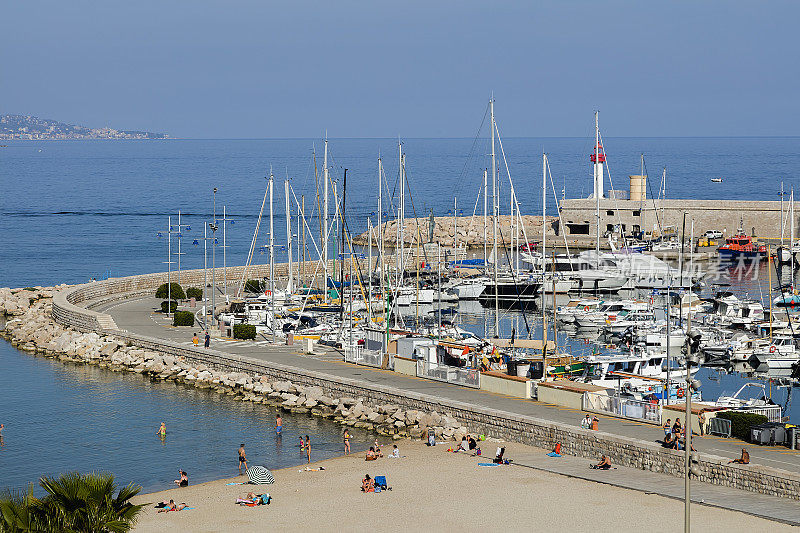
xmin=1 ymin=286 xmax=469 ymax=443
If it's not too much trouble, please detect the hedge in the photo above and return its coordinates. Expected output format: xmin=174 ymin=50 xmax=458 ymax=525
xmin=186 ymin=287 xmax=203 ymax=300
xmin=715 ymin=411 xmax=769 ymax=441
xmin=160 ymin=300 xmax=178 ymax=314
xmin=156 ymin=282 xmax=185 ymax=300
xmin=173 ymin=310 xmax=195 ymax=327
xmin=233 ymin=324 xmax=257 ymax=340
xmin=244 ymin=279 xmax=264 ymax=293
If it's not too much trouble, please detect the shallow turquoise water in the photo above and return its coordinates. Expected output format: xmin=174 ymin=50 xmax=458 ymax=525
xmin=0 ymin=340 xmax=376 ymax=494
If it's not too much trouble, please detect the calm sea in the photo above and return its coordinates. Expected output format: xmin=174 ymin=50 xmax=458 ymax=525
xmin=1 ymin=138 xmax=799 ymax=493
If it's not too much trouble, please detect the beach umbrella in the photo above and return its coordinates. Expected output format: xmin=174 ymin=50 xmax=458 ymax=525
xmin=246 ymin=466 xmax=275 ymax=485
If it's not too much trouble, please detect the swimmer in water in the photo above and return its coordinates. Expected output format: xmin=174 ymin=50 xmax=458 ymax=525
xmin=156 ymin=422 xmax=166 ymax=437
xmin=276 ymin=415 xmax=282 ymax=435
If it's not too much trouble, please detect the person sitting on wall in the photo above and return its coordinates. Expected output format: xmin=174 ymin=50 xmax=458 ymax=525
xmin=728 ymin=448 xmax=750 ymax=464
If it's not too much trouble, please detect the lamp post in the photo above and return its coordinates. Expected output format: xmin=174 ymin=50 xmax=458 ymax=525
xmin=210 ymin=188 xmax=218 ymax=327
xmin=156 ymin=216 xmax=178 ymax=317
xmin=175 ymin=211 xmax=191 ymax=285
xmin=192 ymin=227 xmax=217 ymax=330
xmin=218 ymin=206 xmax=235 ymax=299
xmin=684 ymin=313 xmax=702 ymax=532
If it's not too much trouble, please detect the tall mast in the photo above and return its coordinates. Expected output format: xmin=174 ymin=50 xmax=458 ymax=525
xmin=483 ymin=168 xmax=488 ymax=268
xmin=269 ymin=171 xmax=275 ymax=339
xmin=285 ymin=179 xmax=292 ymax=295
xmin=323 ymin=136 xmax=329 ymax=301
xmin=542 ymin=153 xmax=547 ymax=274
xmin=454 ymin=196 xmax=458 ymax=261
xmin=378 ymin=156 xmax=384 ymax=318
xmin=594 ymin=112 xmax=601 ymax=265
xmin=399 ymin=145 xmax=405 ymax=286
xmin=491 ymin=97 xmax=499 ymax=337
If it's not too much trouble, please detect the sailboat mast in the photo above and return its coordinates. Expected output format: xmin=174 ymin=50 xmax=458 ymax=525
xmin=491 ymin=97 xmax=499 ymax=336
xmin=542 ymin=153 xmax=547 ymax=273
xmin=269 ymin=171 xmax=275 ymax=339
xmin=285 ymin=179 xmax=293 ymax=295
xmin=483 ymin=168 xmax=488 ymax=268
xmin=399 ymin=146 xmax=405 ymax=287
xmin=323 ymin=137 xmax=329 ymax=301
xmin=594 ymin=111 xmax=601 ymax=266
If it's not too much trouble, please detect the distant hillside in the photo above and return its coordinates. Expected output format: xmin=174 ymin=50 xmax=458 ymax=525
xmin=0 ymin=114 xmax=169 ymax=140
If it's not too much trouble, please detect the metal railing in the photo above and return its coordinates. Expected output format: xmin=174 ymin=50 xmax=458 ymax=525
xmin=583 ymin=391 xmax=662 ymax=424
xmin=416 ymin=359 xmax=480 ymax=388
xmin=737 ymin=405 xmax=783 ymax=422
xmin=343 ymin=345 xmax=386 ymax=369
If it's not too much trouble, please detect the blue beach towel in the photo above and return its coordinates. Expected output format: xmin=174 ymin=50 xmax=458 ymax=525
xmin=547 ymin=452 xmax=562 ymax=457
xmin=478 ymin=462 xmax=500 ymax=467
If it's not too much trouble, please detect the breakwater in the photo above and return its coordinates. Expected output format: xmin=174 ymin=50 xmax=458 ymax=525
xmin=3 ymin=269 xmax=800 ymax=500
xmin=352 ymin=214 xmax=558 ymax=248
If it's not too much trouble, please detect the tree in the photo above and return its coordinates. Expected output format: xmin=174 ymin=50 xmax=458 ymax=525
xmin=0 ymin=472 xmax=144 ymax=533
xmin=155 ymin=283 xmax=185 ymax=300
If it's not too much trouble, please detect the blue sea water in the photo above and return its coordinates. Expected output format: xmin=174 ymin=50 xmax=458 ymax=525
xmin=2 ymin=137 xmax=800 ymax=493
xmin=2 ymin=137 xmax=799 ymax=287
xmin=0 ymin=338 xmax=377 ymax=494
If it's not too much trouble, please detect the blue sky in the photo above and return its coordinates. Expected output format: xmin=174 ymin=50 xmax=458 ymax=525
xmin=2 ymin=1 xmax=797 ymax=138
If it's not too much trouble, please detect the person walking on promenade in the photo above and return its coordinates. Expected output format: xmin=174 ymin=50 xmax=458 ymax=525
xmin=238 ymin=443 xmax=248 ymax=474
xmin=204 ymin=331 xmax=210 ymax=348
xmin=305 ymin=435 xmax=311 ymax=464
xmin=275 ymin=415 xmax=282 ymax=435
xmin=192 ymin=333 xmax=199 ymax=347
xmin=344 ymin=430 xmax=351 ymax=455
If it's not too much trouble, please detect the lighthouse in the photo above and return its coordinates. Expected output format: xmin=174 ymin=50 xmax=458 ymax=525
xmin=590 ymin=113 xmax=605 ymax=199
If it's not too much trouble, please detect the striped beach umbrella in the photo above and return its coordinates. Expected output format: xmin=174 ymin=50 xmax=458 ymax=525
xmin=246 ymin=466 xmax=275 ymax=485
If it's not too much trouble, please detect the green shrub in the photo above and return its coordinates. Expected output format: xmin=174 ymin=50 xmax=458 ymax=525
xmin=155 ymin=282 xmax=185 ymax=300
xmin=173 ymin=310 xmax=195 ymax=327
xmin=715 ymin=411 xmax=769 ymax=441
xmin=244 ymin=279 xmax=264 ymax=293
xmin=233 ymin=324 xmax=257 ymax=340
xmin=160 ymin=300 xmax=178 ymax=314
xmin=186 ymin=287 xmax=203 ymax=299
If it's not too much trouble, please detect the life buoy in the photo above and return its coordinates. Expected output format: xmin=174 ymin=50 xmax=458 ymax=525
xmin=770 ymin=345 xmax=776 ymax=353
xmin=677 ymin=388 xmax=685 ymax=399
xmin=584 ymin=306 xmax=590 ymax=311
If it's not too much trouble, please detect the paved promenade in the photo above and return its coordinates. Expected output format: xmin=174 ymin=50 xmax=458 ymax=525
xmin=512 ymin=451 xmax=800 ymax=526
xmin=98 ymin=296 xmax=800 ymax=475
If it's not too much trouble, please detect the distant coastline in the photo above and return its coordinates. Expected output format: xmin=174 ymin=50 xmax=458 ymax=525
xmin=0 ymin=114 xmax=168 ymax=140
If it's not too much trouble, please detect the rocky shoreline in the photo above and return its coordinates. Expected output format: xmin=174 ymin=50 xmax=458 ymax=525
xmin=1 ymin=286 xmax=470 ymax=444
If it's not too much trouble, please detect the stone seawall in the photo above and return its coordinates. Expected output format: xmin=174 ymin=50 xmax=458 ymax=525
xmin=6 ymin=272 xmax=795 ymax=501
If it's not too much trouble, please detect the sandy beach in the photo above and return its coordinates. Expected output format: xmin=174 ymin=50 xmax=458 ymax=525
xmin=132 ymin=439 xmax=791 ymax=533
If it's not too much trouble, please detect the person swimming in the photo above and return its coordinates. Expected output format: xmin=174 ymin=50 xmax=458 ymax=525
xmin=156 ymin=422 xmax=166 ymax=438
xmin=275 ymin=415 xmax=282 ymax=435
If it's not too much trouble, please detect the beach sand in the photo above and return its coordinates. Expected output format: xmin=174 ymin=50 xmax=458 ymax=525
xmin=132 ymin=440 xmax=792 ymax=532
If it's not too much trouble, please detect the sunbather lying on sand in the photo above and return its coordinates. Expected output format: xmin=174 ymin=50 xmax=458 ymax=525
xmin=157 ymin=499 xmax=187 ymax=512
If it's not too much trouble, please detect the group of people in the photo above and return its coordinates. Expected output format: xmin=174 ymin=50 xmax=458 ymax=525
xmin=453 ymin=435 xmax=478 ymax=454
xmin=662 ymin=418 xmax=694 ymax=450
xmin=191 ymin=331 xmax=211 ymax=348
xmin=580 ymin=415 xmax=599 ymax=431
xmin=366 ymin=439 xmax=399 ymax=460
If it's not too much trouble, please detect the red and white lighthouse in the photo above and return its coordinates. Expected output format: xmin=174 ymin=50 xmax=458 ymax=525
xmin=590 ymin=140 xmax=606 ymax=199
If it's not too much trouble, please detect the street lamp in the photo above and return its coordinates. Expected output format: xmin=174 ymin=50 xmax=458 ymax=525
xmin=219 ymin=206 xmax=234 ymax=299
xmin=175 ymin=211 xmax=191 ymax=285
xmin=683 ymin=323 xmax=702 ymax=532
xmin=156 ymin=216 xmax=178 ymax=317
